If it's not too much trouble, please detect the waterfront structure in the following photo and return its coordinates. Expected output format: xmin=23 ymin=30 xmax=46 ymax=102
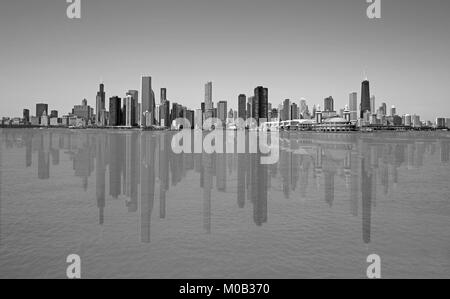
xmin=314 ymin=117 xmax=356 ymax=132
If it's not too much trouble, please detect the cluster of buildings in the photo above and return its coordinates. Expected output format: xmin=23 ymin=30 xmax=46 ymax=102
xmin=1 ymin=76 xmax=449 ymax=131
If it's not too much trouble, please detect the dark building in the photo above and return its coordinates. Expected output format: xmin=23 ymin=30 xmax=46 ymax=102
xmin=50 ymin=110 xmax=58 ymax=118
xmin=361 ymin=79 xmax=371 ymax=118
xmin=201 ymin=102 xmax=205 ymax=114
xmin=238 ymin=94 xmax=247 ymax=120
xmin=160 ymin=88 xmax=167 ymax=104
xmin=109 ymin=96 xmax=122 ymax=126
xmin=253 ymin=87 xmax=268 ymax=123
xmin=36 ymin=103 xmax=48 ymax=118
xmin=23 ymin=109 xmax=30 ymax=124
xmin=282 ymin=99 xmax=290 ymax=121
xmin=324 ymin=96 xmax=334 ymax=112
xmin=96 ymin=83 xmax=106 ymax=124
xmin=160 ymin=100 xmax=171 ymax=128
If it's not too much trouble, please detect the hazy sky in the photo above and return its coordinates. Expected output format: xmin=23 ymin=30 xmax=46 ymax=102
xmin=1 ymin=0 xmax=449 ymax=120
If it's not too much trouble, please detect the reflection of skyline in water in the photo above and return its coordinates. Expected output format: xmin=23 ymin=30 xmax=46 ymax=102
xmin=1 ymin=130 xmax=450 ymax=246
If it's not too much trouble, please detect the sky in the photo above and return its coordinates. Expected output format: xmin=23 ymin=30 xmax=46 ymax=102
xmin=1 ymin=0 xmax=449 ymax=121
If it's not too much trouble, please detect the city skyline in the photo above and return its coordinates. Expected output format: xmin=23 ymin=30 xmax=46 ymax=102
xmin=1 ymin=0 xmax=450 ymax=121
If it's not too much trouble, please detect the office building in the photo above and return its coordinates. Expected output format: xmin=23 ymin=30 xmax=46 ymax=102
xmin=361 ymin=79 xmax=371 ymax=118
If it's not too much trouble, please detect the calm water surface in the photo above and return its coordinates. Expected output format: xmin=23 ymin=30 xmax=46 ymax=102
xmin=0 ymin=129 xmax=449 ymax=278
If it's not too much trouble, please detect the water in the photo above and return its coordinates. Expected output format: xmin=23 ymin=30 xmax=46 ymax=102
xmin=0 ymin=129 xmax=449 ymax=279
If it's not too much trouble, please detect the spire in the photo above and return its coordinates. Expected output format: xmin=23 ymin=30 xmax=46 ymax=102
xmin=363 ymin=71 xmax=368 ymax=81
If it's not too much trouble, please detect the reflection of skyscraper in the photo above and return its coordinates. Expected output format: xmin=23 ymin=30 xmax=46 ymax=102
xmin=37 ymin=135 xmax=50 ymax=180
xmin=159 ymin=134 xmax=170 ymax=219
xmin=324 ymin=168 xmax=335 ymax=207
xmin=0 ymin=139 xmax=2 ymax=245
xmin=237 ymin=153 xmax=246 ymax=208
xmin=109 ymin=134 xmax=123 ymax=199
xmin=350 ymin=151 xmax=359 ymax=216
xmin=251 ymin=151 xmax=268 ymax=226
xmin=140 ymin=133 xmax=155 ymax=243
xmin=361 ymin=158 xmax=372 ymax=244
xmin=203 ymin=153 xmax=214 ymax=233
xmin=361 ymin=79 xmax=371 ymax=118
xmin=96 ymin=134 xmax=107 ymax=225
xmin=124 ymin=133 xmax=140 ymax=212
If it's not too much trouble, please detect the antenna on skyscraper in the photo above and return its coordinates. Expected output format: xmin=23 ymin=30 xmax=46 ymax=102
xmin=363 ymin=71 xmax=368 ymax=81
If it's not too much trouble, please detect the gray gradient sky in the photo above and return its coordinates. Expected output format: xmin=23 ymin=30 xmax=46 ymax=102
xmin=1 ymin=0 xmax=449 ymax=120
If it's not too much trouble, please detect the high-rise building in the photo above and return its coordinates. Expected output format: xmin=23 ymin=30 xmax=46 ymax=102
xmin=282 ymin=99 xmax=290 ymax=121
xmin=23 ymin=109 xmax=30 ymax=124
xmin=436 ymin=118 xmax=446 ymax=129
xmin=218 ymin=101 xmax=228 ymax=124
xmin=324 ymin=96 xmax=334 ymax=112
xmin=381 ymin=102 xmax=387 ymax=116
xmin=204 ymin=82 xmax=214 ymax=120
xmin=361 ymin=79 xmax=371 ymax=118
xmin=96 ymin=83 xmax=106 ymax=125
xmin=370 ymin=96 xmax=376 ymax=114
xmin=349 ymin=92 xmax=358 ymax=122
xmin=141 ymin=76 xmax=155 ymax=126
xmin=109 ymin=96 xmax=122 ymax=126
xmin=195 ymin=109 xmax=203 ymax=129
xmin=126 ymin=90 xmax=139 ymax=126
xmin=73 ymin=99 xmax=92 ymax=123
xmin=291 ymin=103 xmax=299 ymax=120
xmin=160 ymin=88 xmax=167 ymax=104
xmin=391 ymin=105 xmax=397 ymax=117
xmin=238 ymin=94 xmax=247 ymax=120
xmin=254 ymin=86 xmax=268 ymax=123
xmin=160 ymin=100 xmax=170 ymax=128
xmin=124 ymin=95 xmax=135 ymax=127
xmin=50 ymin=110 xmax=58 ymax=118
xmin=36 ymin=103 xmax=48 ymax=119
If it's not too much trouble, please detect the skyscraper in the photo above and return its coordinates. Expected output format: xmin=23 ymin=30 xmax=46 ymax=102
xmin=141 ymin=76 xmax=155 ymax=126
xmin=23 ymin=109 xmax=30 ymax=124
xmin=160 ymin=88 xmax=167 ymax=104
xmin=324 ymin=96 xmax=334 ymax=112
xmin=391 ymin=105 xmax=397 ymax=117
xmin=218 ymin=101 xmax=228 ymax=124
xmin=204 ymin=82 xmax=214 ymax=120
xmin=96 ymin=83 xmax=106 ymax=125
xmin=361 ymin=79 xmax=371 ymax=118
xmin=127 ymin=90 xmax=139 ymax=126
xmin=254 ymin=86 xmax=268 ymax=124
xmin=349 ymin=92 xmax=358 ymax=122
xmin=109 ymin=96 xmax=122 ymax=126
xmin=282 ymin=99 xmax=290 ymax=121
xmin=238 ymin=94 xmax=247 ymax=120
xmin=370 ymin=96 xmax=376 ymax=114
xmin=36 ymin=103 xmax=48 ymax=119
